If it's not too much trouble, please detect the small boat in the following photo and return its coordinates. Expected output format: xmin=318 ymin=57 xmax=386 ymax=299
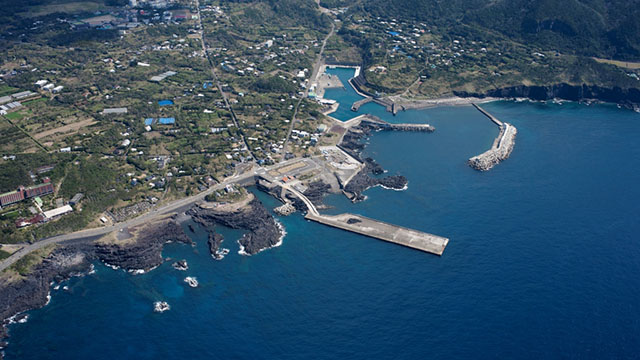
xmin=184 ymin=277 xmax=199 ymax=288
xmin=154 ymin=301 xmax=170 ymax=313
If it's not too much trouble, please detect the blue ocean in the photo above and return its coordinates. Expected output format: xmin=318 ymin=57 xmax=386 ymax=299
xmin=5 ymin=68 xmax=640 ymax=359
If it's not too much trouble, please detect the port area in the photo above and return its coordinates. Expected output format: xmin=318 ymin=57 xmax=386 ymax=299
xmin=305 ymin=212 xmax=449 ymax=256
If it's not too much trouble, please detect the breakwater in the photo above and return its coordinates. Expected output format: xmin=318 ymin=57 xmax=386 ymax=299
xmin=360 ymin=115 xmax=435 ymax=132
xmin=305 ymin=213 xmax=449 ymax=256
xmin=468 ymin=104 xmax=517 ymax=171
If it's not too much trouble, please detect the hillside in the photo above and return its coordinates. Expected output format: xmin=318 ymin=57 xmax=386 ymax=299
xmin=361 ymin=0 xmax=640 ymax=60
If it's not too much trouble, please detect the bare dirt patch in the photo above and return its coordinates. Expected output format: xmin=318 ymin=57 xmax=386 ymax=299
xmin=33 ymin=119 xmax=96 ymax=140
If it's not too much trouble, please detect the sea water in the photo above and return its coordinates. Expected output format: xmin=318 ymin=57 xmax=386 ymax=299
xmin=5 ymin=70 xmax=640 ymax=359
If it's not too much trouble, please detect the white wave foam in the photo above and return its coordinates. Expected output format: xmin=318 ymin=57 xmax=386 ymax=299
xmin=379 ymin=182 xmax=408 ymax=191
xmin=103 ymin=262 xmax=121 ymax=271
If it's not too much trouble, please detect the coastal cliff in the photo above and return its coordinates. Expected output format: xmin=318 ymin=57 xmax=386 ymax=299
xmin=454 ymin=83 xmax=640 ymax=107
xmin=0 ymin=219 xmax=191 ymax=349
xmin=0 ymin=248 xmax=91 ymax=350
xmin=94 ymin=220 xmax=192 ymax=271
xmin=188 ymin=198 xmax=283 ymax=255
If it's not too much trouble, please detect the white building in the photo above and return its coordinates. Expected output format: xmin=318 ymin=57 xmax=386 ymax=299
xmin=44 ymin=205 xmax=73 ymax=219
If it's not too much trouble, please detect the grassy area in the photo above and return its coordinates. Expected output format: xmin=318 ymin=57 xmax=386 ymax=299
xmin=593 ymin=58 xmax=640 ymax=70
xmin=10 ymin=245 xmax=56 ymax=276
xmin=0 ymin=85 xmax=19 ymax=97
xmin=0 ymin=250 xmax=10 ymax=261
xmin=5 ymin=111 xmax=25 ymax=121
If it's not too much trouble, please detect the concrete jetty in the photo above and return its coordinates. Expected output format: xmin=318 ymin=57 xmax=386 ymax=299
xmin=306 ymin=213 xmax=449 ymax=255
xmin=472 ymin=103 xmax=503 ymax=126
xmin=360 ymin=116 xmax=435 ymax=132
xmin=351 ymin=97 xmax=373 ymax=111
xmin=468 ymin=104 xmax=517 ymax=171
xmin=280 ymin=183 xmax=449 ymax=255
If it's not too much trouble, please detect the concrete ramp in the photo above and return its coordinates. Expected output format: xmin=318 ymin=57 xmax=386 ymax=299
xmin=306 ymin=213 xmax=449 ymax=256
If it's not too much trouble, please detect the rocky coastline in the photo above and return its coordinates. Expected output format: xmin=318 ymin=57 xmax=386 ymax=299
xmin=94 ymin=220 xmax=192 ymax=271
xmin=339 ymin=125 xmax=409 ymax=201
xmin=188 ymin=198 xmax=283 ymax=256
xmin=0 ymin=218 xmax=191 ymax=351
xmin=207 ymin=233 xmax=225 ymax=259
xmin=286 ymin=180 xmax=332 ymax=213
xmin=453 ymin=83 xmax=640 ymax=109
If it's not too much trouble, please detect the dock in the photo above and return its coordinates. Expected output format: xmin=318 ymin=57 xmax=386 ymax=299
xmin=280 ymin=183 xmax=449 ymax=256
xmin=306 ymin=213 xmax=449 ymax=255
xmin=351 ymin=97 xmax=373 ymax=111
xmin=360 ymin=115 xmax=435 ymax=132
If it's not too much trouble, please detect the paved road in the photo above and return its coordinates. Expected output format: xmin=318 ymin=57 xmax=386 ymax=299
xmin=281 ymin=21 xmax=335 ymax=160
xmin=0 ymin=157 xmax=307 ymax=272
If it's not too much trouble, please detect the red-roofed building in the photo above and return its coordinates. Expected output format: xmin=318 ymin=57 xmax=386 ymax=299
xmin=0 ymin=190 xmax=25 ymax=207
xmin=24 ymin=183 xmax=54 ymax=199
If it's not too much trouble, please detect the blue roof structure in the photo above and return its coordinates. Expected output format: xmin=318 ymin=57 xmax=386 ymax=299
xmin=159 ymin=117 xmax=175 ymax=124
xmin=144 ymin=118 xmax=154 ymax=125
xmin=388 ymin=31 xmax=400 ymax=36
xmin=158 ymin=100 xmax=174 ymax=106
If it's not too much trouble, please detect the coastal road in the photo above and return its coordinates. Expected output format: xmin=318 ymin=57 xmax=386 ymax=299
xmin=0 ymin=158 xmax=309 ymax=273
xmin=281 ymin=20 xmax=335 ymax=161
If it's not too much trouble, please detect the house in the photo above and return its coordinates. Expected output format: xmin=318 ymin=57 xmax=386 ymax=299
xmin=70 ymin=193 xmax=84 ymax=206
xmin=15 ymin=214 xmax=44 ymax=228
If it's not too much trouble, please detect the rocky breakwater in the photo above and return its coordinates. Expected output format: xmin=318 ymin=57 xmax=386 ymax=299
xmin=468 ymin=123 xmax=517 ymax=171
xmin=188 ymin=198 xmax=283 ymax=256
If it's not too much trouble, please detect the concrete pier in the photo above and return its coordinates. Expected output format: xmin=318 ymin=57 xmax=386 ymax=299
xmin=306 ymin=213 xmax=449 ymax=255
xmin=351 ymin=97 xmax=373 ymax=111
xmin=472 ymin=103 xmax=503 ymax=126
xmin=279 ymin=183 xmax=449 ymax=256
xmin=360 ymin=116 xmax=435 ymax=132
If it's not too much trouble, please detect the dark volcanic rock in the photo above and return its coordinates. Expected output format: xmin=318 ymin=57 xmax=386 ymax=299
xmin=287 ymin=180 xmax=332 ymax=212
xmin=188 ymin=198 xmax=282 ymax=255
xmin=338 ymin=126 xmax=409 ymax=202
xmin=94 ymin=220 xmax=192 ymax=271
xmin=453 ymin=83 xmax=640 ymax=108
xmin=0 ymin=219 xmax=192 ymax=347
xmin=207 ymin=232 xmax=225 ymax=257
xmin=343 ymin=158 xmax=407 ymax=202
xmin=0 ymin=247 xmax=91 ymax=344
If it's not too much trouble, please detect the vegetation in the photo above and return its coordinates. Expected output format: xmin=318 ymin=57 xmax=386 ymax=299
xmin=361 ymin=0 xmax=640 ymax=60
